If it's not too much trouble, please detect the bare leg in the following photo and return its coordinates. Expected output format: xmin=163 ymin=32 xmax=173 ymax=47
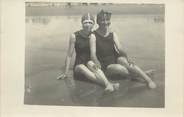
xmin=117 ymin=57 xmax=130 ymax=67
xmin=131 ymin=65 xmax=156 ymax=88
xmin=106 ymin=64 xmax=129 ymax=77
xmin=117 ymin=57 xmax=156 ymax=89
xmin=75 ymin=64 xmax=97 ymax=82
xmin=75 ymin=64 xmax=115 ymax=92
xmin=145 ymin=69 xmax=156 ymax=78
xmin=117 ymin=57 xmax=155 ymax=77
xmin=87 ymin=61 xmax=120 ymax=91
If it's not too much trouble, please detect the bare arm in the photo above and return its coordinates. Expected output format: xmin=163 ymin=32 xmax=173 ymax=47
xmin=64 ymin=33 xmax=76 ymax=74
xmin=113 ymin=32 xmax=128 ymax=58
xmin=57 ymin=33 xmax=75 ymax=80
xmin=89 ymin=34 xmax=101 ymax=68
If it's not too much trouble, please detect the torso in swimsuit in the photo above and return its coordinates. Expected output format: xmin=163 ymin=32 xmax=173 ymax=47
xmin=94 ymin=31 xmax=120 ymax=71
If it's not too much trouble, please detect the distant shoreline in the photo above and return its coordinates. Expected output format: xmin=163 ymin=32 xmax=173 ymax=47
xmin=26 ymin=4 xmax=164 ymax=16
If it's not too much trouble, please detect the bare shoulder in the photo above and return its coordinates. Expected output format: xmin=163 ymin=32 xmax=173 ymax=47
xmin=112 ymin=31 xmax=121 ymax=46
xmin=69 ymin=33 xmax=76 ymax=43
xmin=90 ymin=33 xmax=96 ymax=41
xmin=112 ymin=31 xmax=118 ymax=38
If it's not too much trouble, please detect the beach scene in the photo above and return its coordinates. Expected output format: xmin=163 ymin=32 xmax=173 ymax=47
xmin=25 ymin=3 xmax=165 ymax=107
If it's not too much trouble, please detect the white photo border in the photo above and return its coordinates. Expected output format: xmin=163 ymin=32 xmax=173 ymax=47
xmin=1 ymin=0 xmax=184 ymax=117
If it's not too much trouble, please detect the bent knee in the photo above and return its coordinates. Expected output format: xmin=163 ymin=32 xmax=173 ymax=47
xmin=117 ymin=57 xmax=129 ymax=66
xmin=87 ymin=61 xmax=95 ymax=68
xmin=87 ymin=61 xmax=98 ymax=72
xmin=117 ymin=57 xmax=127 ymax=63
xmin=128 ymin=64 xmax=139 ymax=72
xmin=75 ymin=64 xmax=86 ymax=73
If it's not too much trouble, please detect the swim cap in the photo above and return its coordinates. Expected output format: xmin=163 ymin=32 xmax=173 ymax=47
xmin=96 ymin=10 xmax=111 ymax=25
xmin=81 ymin=13 xmax=95 ymax=24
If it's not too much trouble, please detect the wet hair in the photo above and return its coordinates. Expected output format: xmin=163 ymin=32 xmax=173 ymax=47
xmin=96 ymin=10 xmax=111 ymax=25
xmin=81 ymin=13 xmax=95 ymax=24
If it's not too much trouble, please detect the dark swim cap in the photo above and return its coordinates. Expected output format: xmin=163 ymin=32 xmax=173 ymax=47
xmin=81 ymin=13 xmax=95 ymax=24
xmin=96 ymin=10 xmax=111 ymax=25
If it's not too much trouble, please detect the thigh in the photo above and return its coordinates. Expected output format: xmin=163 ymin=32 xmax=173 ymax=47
xmin=117 ymin=57 xmax=138 ymax=75
xmin=106 ymin=64 xmax=129 ymax=77
xmin=117 ymin=57 xmax=130 ymax=67
xmin=74 ymin=64 xmax=96 ymax=80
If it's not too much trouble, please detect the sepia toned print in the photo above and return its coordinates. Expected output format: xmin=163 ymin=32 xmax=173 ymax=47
xmin=25 ymin=2 xmax=165 ymax=107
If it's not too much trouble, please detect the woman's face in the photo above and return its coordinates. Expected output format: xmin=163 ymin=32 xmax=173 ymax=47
xmin=82 ymin=20 xmax=94 ymax=32
xmin=99 ymin=20 xmax=111 ymax=29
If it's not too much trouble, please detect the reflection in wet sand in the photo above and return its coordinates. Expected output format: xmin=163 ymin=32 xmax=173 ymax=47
xmin=25 ymin=15 xmax=165 ymax=107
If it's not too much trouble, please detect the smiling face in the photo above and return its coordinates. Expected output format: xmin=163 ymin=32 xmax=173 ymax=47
xmin=98 ymin=19 xmax=111 ymax=29
xmin=97 ymin=10 xmax=111 ymax=29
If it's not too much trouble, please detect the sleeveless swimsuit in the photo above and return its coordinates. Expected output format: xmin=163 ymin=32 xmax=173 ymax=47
xmin=94 ymin=31 xmax=120 ymax=71
xmin=73 ymin=31 xmax=91 ymax=80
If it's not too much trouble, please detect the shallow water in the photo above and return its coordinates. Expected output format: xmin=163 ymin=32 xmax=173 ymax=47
xmin=25 ymin=14 xmax=165 ymax=107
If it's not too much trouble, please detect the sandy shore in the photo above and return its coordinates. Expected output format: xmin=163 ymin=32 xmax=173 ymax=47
xmin=25 ymin=7 xmax=165 ymax=107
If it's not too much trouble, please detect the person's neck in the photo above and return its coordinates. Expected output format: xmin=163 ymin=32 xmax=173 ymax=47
xmin=80 ymin=30 xmax=90 ymax=38
xmin=97 ymin=27 xmax=110 ymax=37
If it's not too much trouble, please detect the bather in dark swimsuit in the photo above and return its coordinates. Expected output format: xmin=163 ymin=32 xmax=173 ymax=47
xmin=94 ymin=31 xmax=120 ymax=72
xmin=73 ymin=31 xmax=91 ymax=80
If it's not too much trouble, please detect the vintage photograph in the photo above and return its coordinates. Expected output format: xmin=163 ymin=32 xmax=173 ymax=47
xmin=25 ymin=2 xmax=165 ymax=107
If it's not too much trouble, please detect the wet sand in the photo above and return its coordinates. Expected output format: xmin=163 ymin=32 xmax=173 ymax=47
xmin=25 ymin=6 xmax=165 ymax=107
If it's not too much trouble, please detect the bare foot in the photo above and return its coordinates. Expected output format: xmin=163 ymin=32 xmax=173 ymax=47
xmin=105 ymin=84 xmax=114 ymax=92
xmin=57 ymin=74 xmax=67 ymax=80
xmin=148 ymin=81 xmax=157 ymax=89
xmin=112 ymin=83 xmax=120 ymax=91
